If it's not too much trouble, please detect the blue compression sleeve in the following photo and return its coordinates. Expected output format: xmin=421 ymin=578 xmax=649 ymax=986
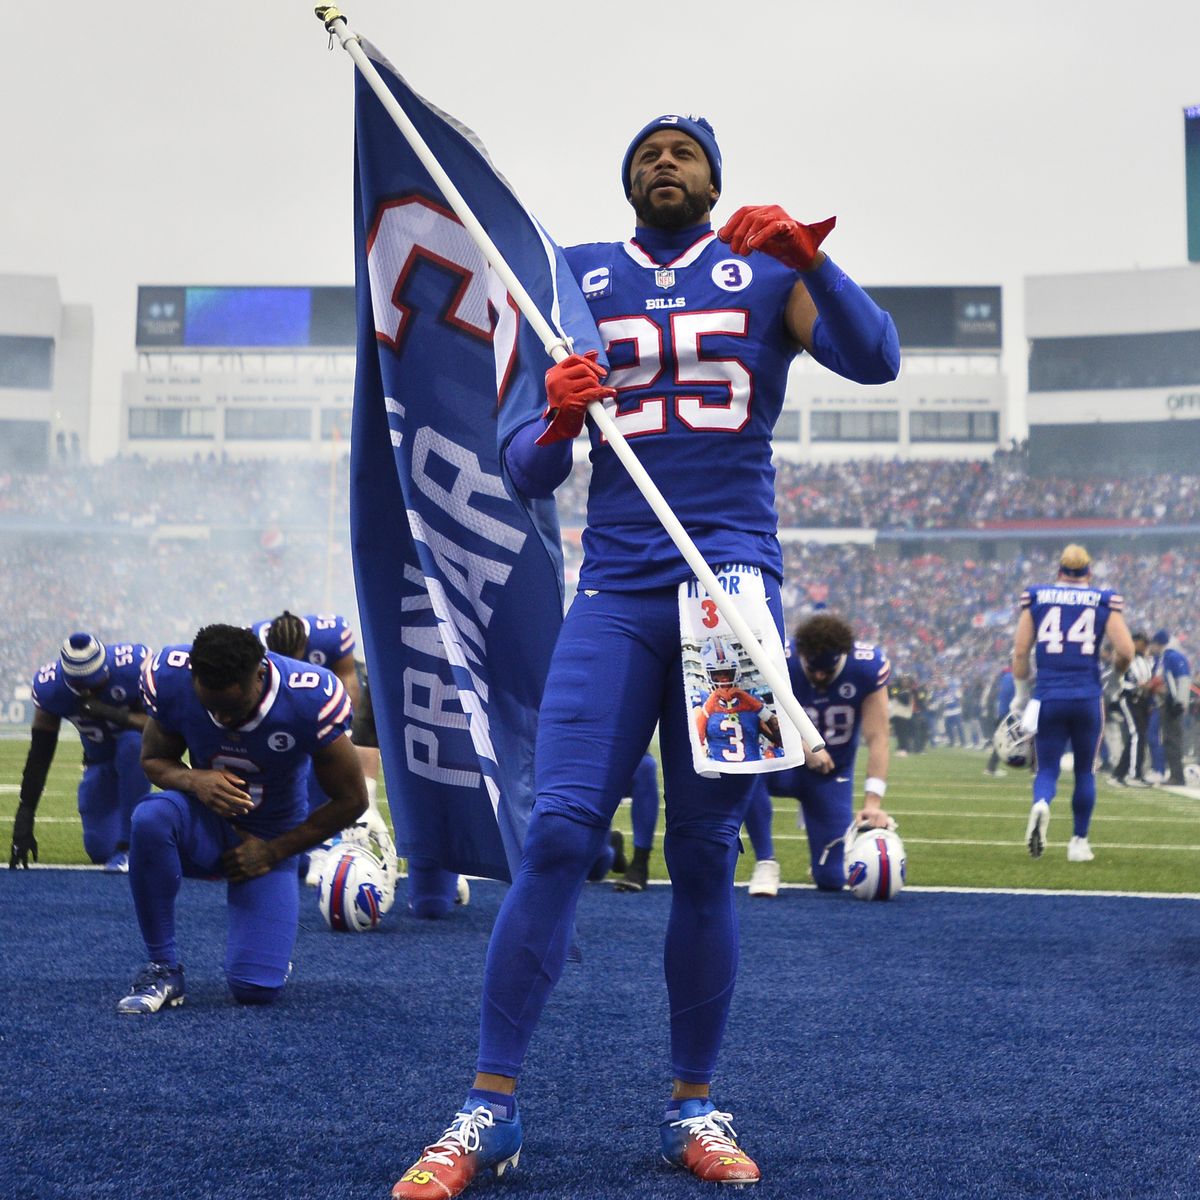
xmin=503 ymin=419 xmax=573 ymax=499
xmin=805 ymin=255 xmax=900 ymax=384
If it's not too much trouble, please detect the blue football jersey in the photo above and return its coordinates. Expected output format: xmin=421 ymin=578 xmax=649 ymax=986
xmin=1020 ymin=583 xmax=1122 ymax=700
xmin=564 ymin=232 xmax=800 ymax=589
xmin=251 ymin=614 xmax=356 ymax=668
xmin=140 ymin=646 xmax=353 ymax=836
xmin=697 ymin=688 xmax=775 ymax=763
xmin=787 ymin=640 xmax=890 ymax=773
xmin=31 ymin=642 xmax=151 ymax=764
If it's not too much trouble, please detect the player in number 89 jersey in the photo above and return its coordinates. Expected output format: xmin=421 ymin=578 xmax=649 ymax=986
xmin=1012 ymin=544 xmax=1133 ymax=862
xmin=743 ymin=614 xmax=893 ymax=895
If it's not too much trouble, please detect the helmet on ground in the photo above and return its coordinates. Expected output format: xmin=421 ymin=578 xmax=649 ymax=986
xmin=339 ymin=820 xmax=398 ymax=914
xmin=318 ymin=841 xmax=393 ymax=932
xmin=993 ymin=711 xmax=1033 ymax=768
xmin=844 ymin=821 xmax=907 ymax=901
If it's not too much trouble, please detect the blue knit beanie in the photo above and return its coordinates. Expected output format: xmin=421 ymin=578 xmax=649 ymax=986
xmin=622 ymin=115 xmax=721 ymax=198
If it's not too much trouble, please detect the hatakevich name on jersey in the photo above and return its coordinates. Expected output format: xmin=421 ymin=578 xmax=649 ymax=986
xmin=1034 ymin=588 xmax=1102 ymax=607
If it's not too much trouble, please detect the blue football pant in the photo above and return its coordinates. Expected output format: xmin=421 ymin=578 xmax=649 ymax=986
xmin=629 ymin=751 xmax=661 ymax=851
xmin=746 ymin=770 xmax=856 ymax=889
xmin=77 ymin=730 xmax=150 ymax=863
xmin=477 ymin=581 xmax=781 ymax=1084
xmin=1033 ymin=696 xmax=1105 ymax=838
xmin=128 ymin=791 xmax=299 ymax=1003
xmin=743 ymin=776 xmax=775 ymax=861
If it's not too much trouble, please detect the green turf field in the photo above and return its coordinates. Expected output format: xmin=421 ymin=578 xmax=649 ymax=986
xmin=2 ymin=735 xmax=1197 ymax=893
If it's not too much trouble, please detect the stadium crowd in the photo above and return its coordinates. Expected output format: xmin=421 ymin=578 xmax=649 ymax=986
xmin=554 ymin=443 xmax=1200 ymax=531
xmin=2 ymin=454 xmax=1195 ymax=714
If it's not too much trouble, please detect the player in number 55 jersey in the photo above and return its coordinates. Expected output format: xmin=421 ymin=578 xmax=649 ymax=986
xmin=114 ymin=624 xmax=366 ymax=1015
xmin=1012 ymin=544 xmax=1133 ymax=862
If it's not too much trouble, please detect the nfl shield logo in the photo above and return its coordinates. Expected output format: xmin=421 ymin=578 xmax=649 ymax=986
xmin=655 ymin=268 xmax=676 ymax=290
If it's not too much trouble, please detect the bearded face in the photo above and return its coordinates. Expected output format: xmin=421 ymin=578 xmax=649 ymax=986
xmin=627 ymin=131 xmax=717 ymax=230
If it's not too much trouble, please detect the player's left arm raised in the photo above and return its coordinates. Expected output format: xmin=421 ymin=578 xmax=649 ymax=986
xmin=857 ymin=686 xmax=891 ymax=828
xmin=717 ymin=204 xmax=899 ymax=383
xmin=223 ymin=734 xmax=367 ymax=883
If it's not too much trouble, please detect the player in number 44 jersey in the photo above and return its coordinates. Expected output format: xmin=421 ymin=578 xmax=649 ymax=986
xmin=1012 ymin=544 xmax=1133 ymax=862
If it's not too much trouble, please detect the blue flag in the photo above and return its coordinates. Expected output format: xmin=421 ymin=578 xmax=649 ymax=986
xmin=350 ymin=42 xmax=601 ymax=881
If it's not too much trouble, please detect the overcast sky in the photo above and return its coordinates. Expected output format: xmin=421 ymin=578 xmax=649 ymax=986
xmin=3 ymin=1 xmax=1199 ymax=459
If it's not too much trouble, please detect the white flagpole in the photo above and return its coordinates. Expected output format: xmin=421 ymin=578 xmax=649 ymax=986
xmin=315 ymin=6 xmax=825 ymax=754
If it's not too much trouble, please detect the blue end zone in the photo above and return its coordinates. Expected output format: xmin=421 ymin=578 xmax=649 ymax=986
xmin=1 ymin=871 xmax=1197 ymax=1198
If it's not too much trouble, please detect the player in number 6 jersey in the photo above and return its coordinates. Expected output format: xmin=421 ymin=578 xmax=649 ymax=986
xmin=744 ymin=613 xmax=892 ymax=897
xmin=396 ymin=114 xmax=899 ymax=1198
xmin=1012 ymin=545 xmax=1133 ymax=862
xmin=115 ymin=624 xmax=366 ymax=1014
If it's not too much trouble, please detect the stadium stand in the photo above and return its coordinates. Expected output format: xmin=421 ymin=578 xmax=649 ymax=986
xmin=2 ymin=449 xmax=1194 ymax=724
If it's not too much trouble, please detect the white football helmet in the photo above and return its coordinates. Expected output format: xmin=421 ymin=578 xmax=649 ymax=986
xmin=843 ymin=820 xmax=907 ymax=901
xmin=993 ymin=711 xmax=1033 ymax=768
xmin=340 ymin=819 xmax=398 ymax=913
xmin=317 ymin=839 xmax=395 ymax=932
xmin=701 ymin=635 xmax=742 ymax=689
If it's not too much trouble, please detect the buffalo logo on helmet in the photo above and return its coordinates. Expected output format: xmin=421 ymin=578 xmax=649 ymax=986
xmin=843 ymin=823 xmax=906 ymax=901
xmin=317 ymin=840 xmax=396 ymax=932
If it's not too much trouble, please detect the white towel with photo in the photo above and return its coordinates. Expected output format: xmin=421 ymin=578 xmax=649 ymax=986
xmin=678 ymin=564 xmax=808 ymax=777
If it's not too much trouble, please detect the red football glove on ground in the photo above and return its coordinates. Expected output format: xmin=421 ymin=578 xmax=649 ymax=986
xmin=535 ymin=350 xmax=616 ymax=445
xmin=717 ymin=205 xmax=836 ymax=271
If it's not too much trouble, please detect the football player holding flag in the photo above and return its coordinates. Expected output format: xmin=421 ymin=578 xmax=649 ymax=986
xmin=1011 ymin=545 xmax=1133 ymax=861
xmin=394 ymin=111 xmax=898 ymax=1196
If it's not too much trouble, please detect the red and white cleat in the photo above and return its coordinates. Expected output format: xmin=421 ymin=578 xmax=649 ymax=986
xmin=392 ymin=1103 xmax=522 ymax=1199
xmin=661 ymin=1099 xmax=761 ymax=1184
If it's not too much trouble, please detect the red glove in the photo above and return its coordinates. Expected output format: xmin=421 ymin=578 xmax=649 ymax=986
xmin=535 ymin=350 xmax=616 ymax=446
xmin=717 ymin=205 xmax=836 ymax=271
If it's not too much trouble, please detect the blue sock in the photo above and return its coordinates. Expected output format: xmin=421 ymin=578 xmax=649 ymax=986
xmin=466 ymin=1088 xmax=517 ymax=1120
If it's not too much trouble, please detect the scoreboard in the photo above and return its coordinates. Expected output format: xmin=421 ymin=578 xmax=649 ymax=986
xmin=136 ymin=286 xmax=355 ymax=350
